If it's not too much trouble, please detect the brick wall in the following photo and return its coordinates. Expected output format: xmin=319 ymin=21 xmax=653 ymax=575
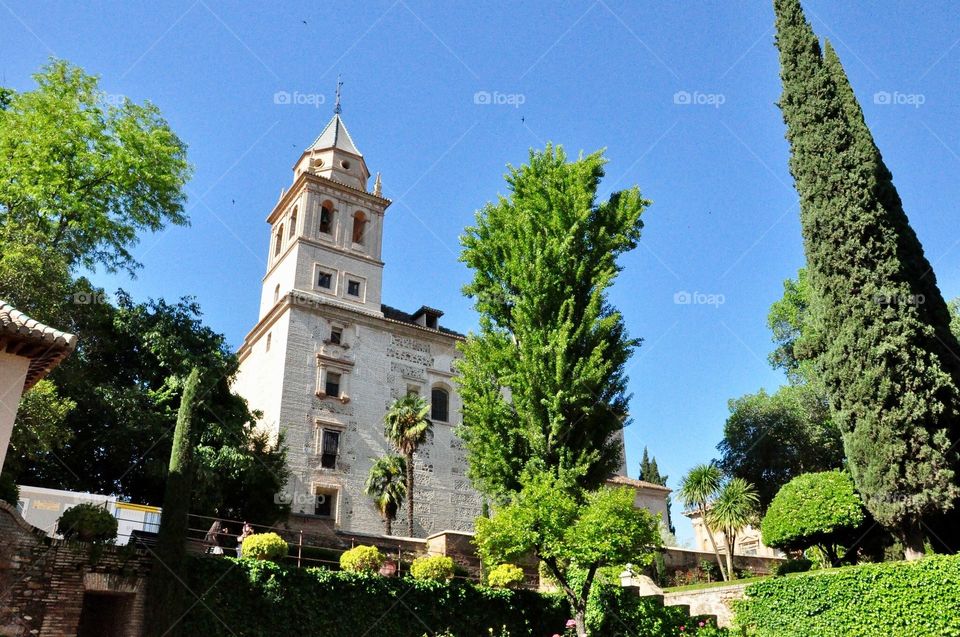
xmin=0 ymin=501 xmax=152 ymax=637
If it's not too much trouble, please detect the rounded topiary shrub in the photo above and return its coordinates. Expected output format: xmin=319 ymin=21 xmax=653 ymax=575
xmin=242 ymin=532 xmax=288 ymax=561
xmin=409 ymin=555 xmax=455 ymax=581
xmin=762 ymin=470 xmax=865 ymax=565
xmin=340 ymin=545 xmax=384 ymax=573
xmin=487 ymin=563 xmax=524 ymax=588
xmin=57 ymin=503 xmax=118 ymax=543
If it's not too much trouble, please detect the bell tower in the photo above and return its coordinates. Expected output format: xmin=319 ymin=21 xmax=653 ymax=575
xmin=258 ymin=92 xmax=390 ymax=320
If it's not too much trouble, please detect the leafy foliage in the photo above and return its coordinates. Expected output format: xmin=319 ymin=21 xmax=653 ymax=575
xmin=57 ymin=502 xmax=118 ymax=543
xmin=678 ymin=464 xmax=728 ymax=581
xmin=476 ymin=471 xmax=660 ymax=635
xmin=734 ymin=555 xmax=960 ymax=636
xmin=774 ymin=0 xmax=960 ymax=556
xmin=639 ymin=447 xmax=675 ymax=536
xmin=339 ymin=545 xmax=385 ymax=573
xmin=383 ymin=395 xmax=432 ymax=536
xmin=457 ymin=145 xmax=647 ymax=498
xmin=587 ymin=584 xmax=726 ymax=636
xmin=707 ymin=478 xmax=759 ymax=580
xmin=717 ymin=384 xmax=843 ymax=512
xmin=774 ymin=558 xmax=813 ymax=576
xmin=179 ymin=557 xmax=568 ymax=637
xmin=761 ymin=471 xmax=865 ymax=566
xmin=486 ymin=563 xmax=525 ymax=589
xmin=0 ymin=59 xmax=191 ymax=275
xmin=241 ymin=532 xmax=289 ymax=562
xmin=409 ymin=555 xmax=455 ymax=581
xmin=364 ymin=455 xmax=407 ymax=535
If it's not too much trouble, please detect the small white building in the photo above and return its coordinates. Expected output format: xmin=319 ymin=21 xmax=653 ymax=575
xmin=17 ymin=485 xmax=161 ymax=544
xmin=684 ymin=508 xmax=783 ymax=558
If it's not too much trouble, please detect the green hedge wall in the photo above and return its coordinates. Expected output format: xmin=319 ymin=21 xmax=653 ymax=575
xmin=734 ymin=554 xmax=960 ymax=636
xmin=180 ymin=557 xmax=568 ymax=636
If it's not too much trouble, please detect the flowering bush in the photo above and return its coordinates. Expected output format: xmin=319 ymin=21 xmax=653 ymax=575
xmin=241 ymin=532 xmax=288 ymax=561
xmin=339 ymin=545 xmax=384 ymax=573
xmin=487 ymin=563 xmax=525 ymax=589
xmin=409 ymin=555 xmax=455 ymax=581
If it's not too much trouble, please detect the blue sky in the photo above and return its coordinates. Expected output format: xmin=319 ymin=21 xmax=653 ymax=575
xmin=3 ymin=1 xmax=960 ymax=544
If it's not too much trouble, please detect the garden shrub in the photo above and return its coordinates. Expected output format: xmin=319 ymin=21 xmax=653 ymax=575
xmin=410 ymin=555 xmax=455 ymax=581
xmin=0 ymin=472 xmax=19 ymax=506
xmin=179 ymin=556 xmax=568 ymax=636
xmin=487 ymin=563 xmax=524 ymax=589
xmin=57 ymin=503 xmax=118 ymax=543
xmin=734 ymin=554 xmax=960 ymax=636
xmin=774 ymin=557 xmax=812 ymax=576
xmin=339 ymin=545 xmax=384 ymax=573
xmin=761 ymin=471 xmax=865 ymax=564
xmin=241 ymin=532 xmax=288 ymax=561
xmin=587 ymin=583 xmax=727 ymax=636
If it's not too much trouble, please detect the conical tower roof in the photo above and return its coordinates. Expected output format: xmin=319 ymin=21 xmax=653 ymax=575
xmin=308 ymin=114 xmax=361 ymax=156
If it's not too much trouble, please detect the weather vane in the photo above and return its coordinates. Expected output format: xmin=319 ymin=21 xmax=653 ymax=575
xmin=334 ymin=75 xmax=343 ymax=114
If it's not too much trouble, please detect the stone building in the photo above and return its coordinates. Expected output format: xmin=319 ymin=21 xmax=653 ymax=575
xmin=234 ymin=111 xmax=482 ymax=537
xmin=685 ymin=508 xmax=783 ymax=559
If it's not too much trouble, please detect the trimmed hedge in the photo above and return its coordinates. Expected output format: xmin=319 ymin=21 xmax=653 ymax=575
xmin=241 ymin=532 xmax=288 ymax=561
xmin=57 ymin=503 xmax=118 ymax=543
xmin=340 ymin=545 xmax=384 ymax=573
xmin=410 ymin=555 xmax=455 ymax=581
xmin=587 ymin=584 xmax=726 ymax=636
xmin=180 ymin=557 xmax=568 ymax=636
xmin=487 ymin=563 xmax=525 ymax=589
xmin=734 ymin=554 xmax=960 ymax=636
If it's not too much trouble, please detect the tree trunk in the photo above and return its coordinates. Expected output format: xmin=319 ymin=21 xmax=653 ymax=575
xmin=902 ymin=525 xmax=926 ymax=561
xmin=725 ymin=531 xmax=735 ymax=581
xmin=574 ymin=609 xmax=587 ymax=637
xmin=701 ymin=505 xmax=728 ymax=581
xmin=822 ymin=543 xmax=840 ymax=567
xmin=384 ymin=515 xmax=392 ymax=536
xmin=406 ymin=451 xmax=415 ymax=537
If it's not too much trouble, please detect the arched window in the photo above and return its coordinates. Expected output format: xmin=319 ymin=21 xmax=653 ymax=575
xmin=431 ymin=387 xmax=449 ymax=422
xmin=352 ymin=211 xmax=366 ymax=245
xmin=275 ymin=225 xmax=284 ymax=256
xmin=319 ymin=201 xmax=333 ymax=235
xmin=273 ymin=284 xmax=280 ymax=303
xmin=289 ymin=206 xmax=298 ymax=238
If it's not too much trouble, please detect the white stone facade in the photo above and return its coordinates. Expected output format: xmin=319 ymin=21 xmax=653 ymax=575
xmin=235 ymin=114 xmax=482 ymax=537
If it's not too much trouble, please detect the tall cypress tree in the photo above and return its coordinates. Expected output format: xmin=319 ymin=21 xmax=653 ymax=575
xmin=146 ymin=367 xmax=201 ymax=637
xmin=773 ymin=0 xmax=960 ymax=559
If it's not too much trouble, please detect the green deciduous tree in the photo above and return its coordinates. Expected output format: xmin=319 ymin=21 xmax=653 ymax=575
xmin=475 ymin=471 xmax=660 ymax=637
xmin=678 ymin=464 xmax=728 ymax=581
xmin=762 ymin=470 xmax=866 ymax=567
xmin=718 ymin=384 xmax=843 ymax=512
xmin=457 ymin=145 xmax=647 ymax=498
xmin=383 ymin=395 xmax=432 ymax=537
xmin=774 ymin=0 xmax=960 ymax=559
xmin=708 ymin=478 xmax=759 ymax=580
xmin=364 ymin=455 xmax=407 ymax=535
xmin=0 ymin=59 xmax=191 ymax=275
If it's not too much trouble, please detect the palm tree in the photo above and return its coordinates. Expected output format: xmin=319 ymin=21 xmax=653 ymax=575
xmin=364 ymin=455 xmax=407 ymax=535
xmin=707 ymin=478 xmax=759 ymax=581
xmin=678 ymin=463 xmax=728 ymax=581
xmin=383 ymin=394 xmax=432 ymax=536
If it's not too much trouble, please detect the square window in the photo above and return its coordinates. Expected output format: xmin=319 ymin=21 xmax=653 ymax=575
xmin=347 ymin=280 xmax=361 ymax=297
xmin=325 ymin=372 xmax=341 ymax=398
xmin=314 ymin=489 xmax=335 ymax=517
xmin=320 ymin=430 xmax=340 ymax=469
xmin=330 ymin=327 xmax=342 ymax=345
xmin=318 ymin=271 xmax=332 ymax=289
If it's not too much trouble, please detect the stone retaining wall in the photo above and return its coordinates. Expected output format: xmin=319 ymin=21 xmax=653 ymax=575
xmin=664 ymin=582 xmax=750 ymax=628
xmin=0 ymin=500 xmax=152 ymax=637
